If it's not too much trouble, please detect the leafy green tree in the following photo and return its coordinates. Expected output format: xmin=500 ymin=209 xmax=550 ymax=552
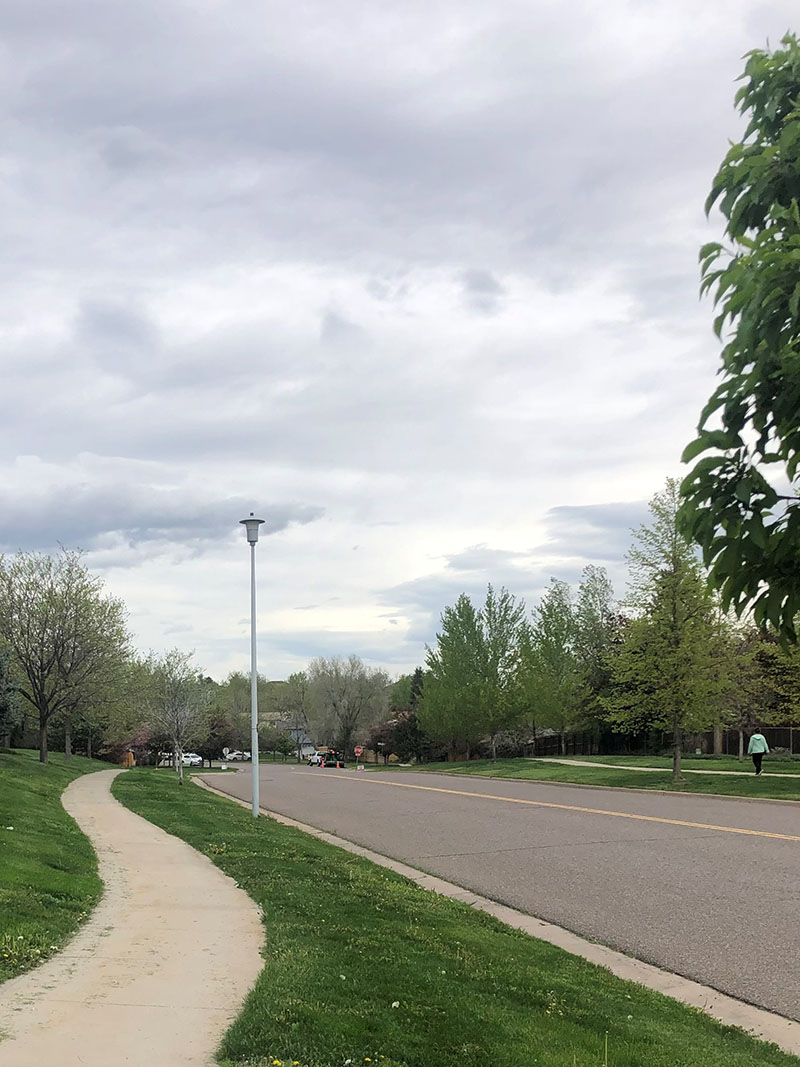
xmin=0 ymin=549 xmax=131 ymax=763
xmin=573 ymin=566 xmax=622 ymax=731
xmin=390 ymin=674 xmax=414 ymax=709
xmin=481 ymin=585 xmax=527 ymax=760
xmin=196 ymin=706 xmax=238 ymax=767
xmin=520 ymin=579 xmax=581 ymax=755
xmin=718 ymin=626 xmax=795 ymax=757
xmin=419 ymin=587 xmax=526 ymax=760
xmin=679 ymin=34 xmax=800 ymax=640
xmin=0 ymin=646 xmax=20 ymax=747
xmin=274 ymin=731 xmax=296 ymax=761
xmin=605 ymin=480 xmax=718 ymax=780
xmin=419 ymin=594 xmax=486 ymax=759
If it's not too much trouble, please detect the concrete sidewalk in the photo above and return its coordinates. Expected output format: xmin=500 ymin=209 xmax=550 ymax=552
xmin=0 ymin=770 xmax=263 ymax=1067
xmin=536 ymin=757 xmax=800 ymax=777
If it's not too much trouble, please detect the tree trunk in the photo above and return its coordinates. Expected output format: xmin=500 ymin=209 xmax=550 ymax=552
xmin=560 ymin=734 xmax=566 ymax=757
xmin=713 ymin=721 xmax=722 ymax=755
xmin=87 ymin=731 xmax=93 ymax=760
xmin=738 ymin=729 xmax=744 ymax=760
xmin=178 ymin=745 xmax=184 ymax=785
xmin=672 ymin=718 xmax=682 ymax=782
xmin=491 ymin=735 xmax=497 ymax=763
xmin=64 ymin=718 xmax=72 ymax=761
xmin=39 ymin=713 xmax=48 ymax=764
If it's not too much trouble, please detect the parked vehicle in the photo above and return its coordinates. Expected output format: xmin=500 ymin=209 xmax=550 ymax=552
xmin=182 ymin=753 xmax=202 ymax=767
xmin=308 ymin=750 xmax=345 ymax=767
xmin=226 ymin=750 xmax=245 ymax=761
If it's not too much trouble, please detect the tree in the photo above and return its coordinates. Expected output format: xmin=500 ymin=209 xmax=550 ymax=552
xmin=0 ymin=550 xmax=131 ymax=763
xmin=481 ymin=585 xmax=527 ymax=760
xmin=573 ymin=566 xmax=622 ymax=732
xmin=390 ymin=674 xmax=414 ymax=709
xmin=145 ymin=650 xmax=208 ymax=785
xmin=419 ymin=587 xmax=525 ymax=760
xmin=418 ymin=594 xmax=485 ymax=759
xmin=679 ymin=34 xmax=800 ymax=641
xmin=605 ymin=480 xmax=718 ymax=780
xmin=718 ymin=626 xmax=795 ymax=757
xmin=307 ymin=655 xmax=389 ymax=756
xmin=279 ymin=671 xmax=312 ymax=761
xmin=0 ymin=646 xmax=20 ymax=748
xmin=274 ymin=731 xmax=296 ymax=761
xmin=196 ymin=707 xmax=238 ymax=767
xmin=521 ymin=579 xmax=581 ymax=755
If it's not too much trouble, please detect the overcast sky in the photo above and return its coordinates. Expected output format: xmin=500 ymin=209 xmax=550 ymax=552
xmin=0 ymin=1 xmax=794 ymax=680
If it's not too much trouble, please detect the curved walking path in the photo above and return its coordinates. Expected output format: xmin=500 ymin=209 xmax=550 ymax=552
xmin=0 ymin=770 xmax=263 ymax=1067
xmin=537 ymin=757 xmax=800 ymax=777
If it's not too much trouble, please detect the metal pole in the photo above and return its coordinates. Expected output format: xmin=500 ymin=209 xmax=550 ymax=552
xmin=250 ymin=540 xmax=260 ymax=817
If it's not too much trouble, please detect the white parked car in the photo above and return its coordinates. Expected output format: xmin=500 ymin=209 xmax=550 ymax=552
xmin=226 ymin=750 xmax=245 ymax=761
xmin=181 ymin=753 xmax=202 ymax=767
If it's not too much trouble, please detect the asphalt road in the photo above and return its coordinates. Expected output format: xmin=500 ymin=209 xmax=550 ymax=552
xmin=204 ymin=764 xmax=800 ymax=1020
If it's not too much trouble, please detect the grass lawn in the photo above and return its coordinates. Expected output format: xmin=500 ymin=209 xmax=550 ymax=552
xmin=373 ymin=759 xmax=800 ymax=800
xmin=0 ymin=749 xmax=104 ymax=982
xmin=114 ymin=769 xmax=799 ymax=1067
xmin=545 ymin=755 xmax=800 ymax=774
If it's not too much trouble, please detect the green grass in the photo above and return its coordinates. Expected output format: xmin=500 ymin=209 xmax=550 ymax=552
xmin=0 ymin=749 xmax=104 ymax=982
xmin=547 ymin=754 xmax=800 ymax=773
xmin=372 ymin=759 xmax=800 ymax=800
xmin=113 ymin=769 xmax=799 ymax=1067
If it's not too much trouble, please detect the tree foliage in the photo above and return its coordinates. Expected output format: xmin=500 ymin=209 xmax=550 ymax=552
xmin=605 ymin=481 xmax=718 ymax=778
xmin=144 ymin=649 xmax=208 ymax=784
xmin=0 ymin=549 xmax=131 ymax=762
xmin=0 ymin=646 xmax=20 ymax=746
xmin=419 ymin=586 xmax=526 ymax=759
xmin=679 ymin=34 xmax=800 ymax=640
xmin=519 ymin=579 xmax=581 ymax=753
xmin=307 ymin=655 xmax=389 ymax=756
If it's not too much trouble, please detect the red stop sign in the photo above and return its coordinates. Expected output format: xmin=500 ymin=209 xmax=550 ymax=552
xmin=354 ymin=745 xmax=364 ymax=756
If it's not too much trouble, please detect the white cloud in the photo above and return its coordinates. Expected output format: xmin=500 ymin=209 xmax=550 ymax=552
xmin=0 ymin=0 xmax=795 ymax=677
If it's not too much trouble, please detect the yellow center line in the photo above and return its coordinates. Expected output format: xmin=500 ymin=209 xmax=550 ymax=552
xmin=299 ymin=772 xmax=800 ymax=843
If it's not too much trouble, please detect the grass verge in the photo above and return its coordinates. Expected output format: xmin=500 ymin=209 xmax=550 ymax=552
xmin=543 ymin=755 xmax=800 ymax=774
xmin=113 ymin=769 xmax=798 ymax=1067
xmin=370 ymin=759 xmax=800 ymax=800
xmin=0 ymin=749 xmax=103 ymax=982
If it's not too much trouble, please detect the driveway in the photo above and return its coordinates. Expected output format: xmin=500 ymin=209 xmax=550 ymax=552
xmin=206 ymin=764 xmax=800 ymax=1021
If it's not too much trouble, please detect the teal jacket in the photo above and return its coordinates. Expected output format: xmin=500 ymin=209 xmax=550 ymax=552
xmin=747 ymin=733 xmax=769 ymax=755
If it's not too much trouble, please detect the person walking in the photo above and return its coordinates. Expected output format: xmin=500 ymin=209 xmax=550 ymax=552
xmin=747 ymin=730 xmax=769 ymax=775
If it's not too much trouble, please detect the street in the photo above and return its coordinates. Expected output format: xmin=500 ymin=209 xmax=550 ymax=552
xmin=204 ymin=765 xmax=800 ymax=1021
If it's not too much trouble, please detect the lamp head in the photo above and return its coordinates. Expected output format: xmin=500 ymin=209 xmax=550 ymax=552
xmin=239 ymin=513 xmax=265 ymax=544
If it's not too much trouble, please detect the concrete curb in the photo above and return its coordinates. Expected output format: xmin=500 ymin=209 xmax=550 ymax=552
xmin=194 ymin=776 xmax=800 ymax=1057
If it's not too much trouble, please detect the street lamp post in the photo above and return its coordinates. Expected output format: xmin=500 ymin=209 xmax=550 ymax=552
xmin=240 ymin=512 xmax=264 ymax=818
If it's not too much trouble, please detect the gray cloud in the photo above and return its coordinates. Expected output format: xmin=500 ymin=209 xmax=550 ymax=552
xmin=539 ymin=502 xmax=651 ymax=563
xmin=0 ymin=483 xmax=323 ymax=556
xmin=461 ymin=269 xmax=505 ymax=314
xmin=0 ymin=0 xmax=794 ymax=677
